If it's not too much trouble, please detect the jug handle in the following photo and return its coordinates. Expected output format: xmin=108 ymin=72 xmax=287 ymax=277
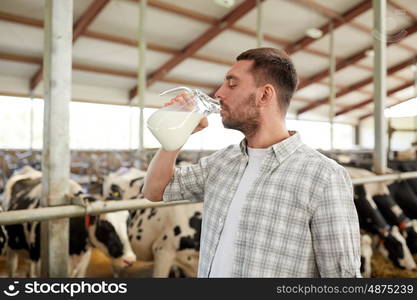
xmin=159 ymin=86 xmax=193 ymax=96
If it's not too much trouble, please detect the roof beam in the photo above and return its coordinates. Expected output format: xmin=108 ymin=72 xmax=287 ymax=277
xmin=337 ymin=80 xmax=415 ymax=118
xmin=139 ymin=0 xmax=372 ymax=61
xmin=359 ymin=95 xmax=416 ymax=121
xmin=80 ymin=30 xmax=407 ymax=82
xmin=29 ymin=0 xmax=110 ymax=91
xmin=0 ymin=90 xmax=162 ymax=109
xmin=315 ymin=80 xmax=370 ymax=95
xmin=0 ymin=9 xmax=372 ymax=75
xmin=0 ymin=11 xmax=43 ymax=27
xmin=0 ymin=11 xmax=236 ymax=68
xmin=294 ymin=0 xmax=417 ymax=55
xmin=0 ymin=49 xmax=316 ymax=105
xmin=298 ymin=56 xmax=417 ymax=115
xmin=133 ymin=0 xmax=348 ymax=59
xmin=81 ymin=4 xmax=414 ymax=82
xmin=83 ymin=30 xmax=235 ymax=66
xmin=278 ymin=0 xmax=415 ymax=83
xmin=292 ymin=0 xmax=340 ymax=19
xmin=72 ymin=0 xmax=110 ymax=41
xmin=284 ymin=0 xmax=372 ymax=55
xmin=354 ymin=62 xmax=409 ymax=82
xmin=76 ymin=63 xmax=220 ymax=89
xmin=137 ymin=0 xmax=218 ymax=24
xmin=2 ymin=3 xmax=413 ymax=99
xmin=293 ymin=1 xmax=414 ymax=81
xmin=129 ymin=0 xmax=261 ymax=99
xmin=297 ymin=47 xmax=371 ymax=90
xmin=297 ymin=21 xmax=417 ymax=91
xmin=0 ymin=52 xmax=41 ymax=64
xmin=388 ymin=0 xmax=417 ymax=21
xmin=0 ymin=51 xmax=218 ymax=90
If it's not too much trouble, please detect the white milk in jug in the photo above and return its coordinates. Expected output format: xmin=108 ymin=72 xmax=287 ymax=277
xmin=147 ymin=110 xmax=204 ymax=151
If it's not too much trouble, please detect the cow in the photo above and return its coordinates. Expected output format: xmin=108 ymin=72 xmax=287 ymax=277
xmin=397 ymin=161 xmax=417 ymax=196
xmin=346 ymin=167 xmax=417 ymax=254
xmin=372 ymin=191 xmax=417 ymax=254
xmin=2 ymin=165 xmax=42 ymax=211
xmin=360 ymin=233 xmax=373 ymax=278
xmin=103 ymin=167 xmax=202 ymax=277
xmin=388 ymin=181 xmax=417 ymax=220
xmin=347 ymin=167 xmax=417 ymax=270
xmin=388 ymin=160 xmax=417 ymax=203
xmin=3 ymin=166 xmax=136 ymax=277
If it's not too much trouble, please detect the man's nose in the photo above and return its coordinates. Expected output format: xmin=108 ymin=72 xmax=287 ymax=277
xmin=214 ymin=85 xmax=224 ymax=100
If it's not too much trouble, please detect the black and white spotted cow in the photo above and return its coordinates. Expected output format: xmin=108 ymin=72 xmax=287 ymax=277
xmin=3 ymin=166 xmax=136 ymax=277
xmin=388 ymin=181 xmax=417 ymax=220
xmin=387 ymin=161 xmax=417 ymax=218
xmin=372 ymin=191 xmax=417 ymax=254
xmin=347 ymin=167 xmax=416 ymax=271
xmin=103 ymin=167 xmax=202 ymax=277
xmin=347 ymin=167 xmax=417 ymax=254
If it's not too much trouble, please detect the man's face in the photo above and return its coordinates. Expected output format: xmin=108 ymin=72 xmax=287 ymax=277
xmin=214 ymin=60 xmax=261 ymax=137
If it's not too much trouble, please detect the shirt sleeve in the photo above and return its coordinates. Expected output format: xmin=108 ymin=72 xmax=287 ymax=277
xmin=162 ymin=156 xmax=208 ymax=203
xmin=310 ymin=166 xmax=362 ymax=278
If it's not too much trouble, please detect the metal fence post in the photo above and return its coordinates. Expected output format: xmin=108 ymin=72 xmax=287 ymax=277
xmin=41 ymin=0 xmax=73 ymax=277
xmin=373 ymin=0 xmax=387 ymax=175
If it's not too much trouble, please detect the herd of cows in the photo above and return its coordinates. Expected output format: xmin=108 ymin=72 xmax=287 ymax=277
xmin=0 ymin=156 xmax=417 ymax=278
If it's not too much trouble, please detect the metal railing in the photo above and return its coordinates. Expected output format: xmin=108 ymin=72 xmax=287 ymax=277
xmin=1 ymin=170 xmax=417 ymax=226
xmin=351 ymin=171 xmax=417 ymax=185
xmin=0 ymin=199 xmax=195 ymax=226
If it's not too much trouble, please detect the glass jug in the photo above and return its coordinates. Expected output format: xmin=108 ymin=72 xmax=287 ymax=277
xmin=147 ymin=86 xmax=220 ymax=151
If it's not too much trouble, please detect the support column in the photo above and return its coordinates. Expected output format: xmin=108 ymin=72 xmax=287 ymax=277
xmin=256 ymin=0 xmax=263 ymax=47
xmin=413 ymin=60 xmax=417 ymax=146
xmin=29 ymin=93 xmax=35 ymax=150
xmin=41 ymin=0 xmax=73 ymax=277
xmin=138 ymin=0 xmax=147 ymax=152
xmin=329 ymin=22 xmax=336 ymax=150
xmin=373 ymin=0 xmax=387 ymax=174
xmin=355 ymin=124 xmax=360 ymax=146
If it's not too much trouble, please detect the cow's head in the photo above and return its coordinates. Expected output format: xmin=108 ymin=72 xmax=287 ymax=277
xmin=360 ymin=233 xmax=373 ymax=277
xmin=103 ymin=168 xmax=146 ymax=201
xmin=378 ymin=226 xmax=417 ymax=270
xmin=88 ymin=210 xmax=136 ymax=270
xmin=401 ymin=219 xmax=417 ymax=254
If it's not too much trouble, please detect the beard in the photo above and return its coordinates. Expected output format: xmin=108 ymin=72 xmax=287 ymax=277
xmin=221 ymin=93 xmax=260 ymax=137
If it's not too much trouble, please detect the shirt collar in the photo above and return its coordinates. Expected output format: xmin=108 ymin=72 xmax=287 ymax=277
xmin=239 ymin=131 xmax=302 ymax=164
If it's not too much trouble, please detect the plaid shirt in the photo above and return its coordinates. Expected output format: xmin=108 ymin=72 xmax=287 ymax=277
xmin=163 ymin=132 xmax=361 ymax=277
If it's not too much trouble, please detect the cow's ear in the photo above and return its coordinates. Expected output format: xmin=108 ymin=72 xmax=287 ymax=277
xmin=129 ymin=177 xmax=144 ymax=188
xmin=11 ymin=178 xmax=41 ymax=198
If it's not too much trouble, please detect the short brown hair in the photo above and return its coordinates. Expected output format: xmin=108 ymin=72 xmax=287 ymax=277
xmin=237 ymin=48 xmax=298 ymax=115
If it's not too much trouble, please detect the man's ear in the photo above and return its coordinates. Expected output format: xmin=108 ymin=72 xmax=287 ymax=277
xmin=258 ymin=84 xmax=275 ymax=105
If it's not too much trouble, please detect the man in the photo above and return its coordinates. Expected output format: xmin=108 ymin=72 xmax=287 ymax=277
xmin=143 ymin=48 xmax=361 ymax=278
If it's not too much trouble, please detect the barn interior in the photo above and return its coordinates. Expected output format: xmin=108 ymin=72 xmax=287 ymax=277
xmin=0 ymin=0 xmax=417 ymax=278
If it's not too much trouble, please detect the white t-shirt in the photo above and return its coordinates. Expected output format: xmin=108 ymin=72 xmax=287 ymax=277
xmin=209 ymin=146 xmax=269 ymax=277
